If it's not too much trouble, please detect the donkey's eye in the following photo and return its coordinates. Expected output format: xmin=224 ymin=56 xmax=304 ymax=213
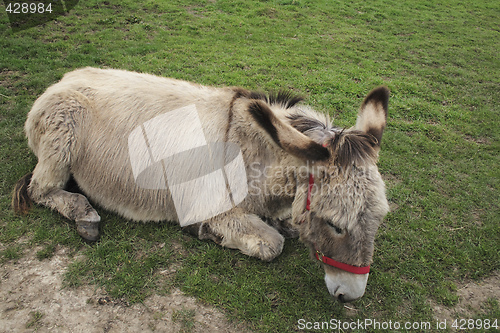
xmin=326 ymin=221 xmax=343 ymax=234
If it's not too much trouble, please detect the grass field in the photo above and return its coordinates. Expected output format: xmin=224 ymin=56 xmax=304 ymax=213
xmin=1 ymin=0 xmax=499 ymax=332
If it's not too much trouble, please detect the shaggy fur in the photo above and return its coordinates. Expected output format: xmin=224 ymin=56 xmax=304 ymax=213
xmin=12 ymin=67 xmax=390 ymax=301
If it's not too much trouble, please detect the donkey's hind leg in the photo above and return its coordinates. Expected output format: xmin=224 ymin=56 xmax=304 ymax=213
xmin=185 ymin=208 xmax=284 ymax=261
xmin=26 ymin=95 xmax=101 ymax=241
xmin=28 ymin=145 xmax=101 ymax=241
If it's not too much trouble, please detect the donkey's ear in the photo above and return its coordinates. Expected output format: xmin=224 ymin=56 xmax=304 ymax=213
xmin=248 ymin=100 xmax=330 ymax=161
xmin=355 ymin=86 xmax=389 ymax=146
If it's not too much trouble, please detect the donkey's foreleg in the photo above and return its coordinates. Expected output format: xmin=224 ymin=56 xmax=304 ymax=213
xmin=185 ymin=209 xmax=284 ymax=261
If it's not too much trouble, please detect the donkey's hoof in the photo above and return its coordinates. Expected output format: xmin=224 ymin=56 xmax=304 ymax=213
xmin=258 ymin=238 xmax=284 ymax=261
xmin=244 ymin=234 xmax=284 ymax=262
xmin=76 ymin=220 xmax=100 ymax=242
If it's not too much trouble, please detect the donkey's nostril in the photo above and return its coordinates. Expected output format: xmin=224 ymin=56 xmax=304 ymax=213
xmin=325 ymin=272 xmax=368 ymax=303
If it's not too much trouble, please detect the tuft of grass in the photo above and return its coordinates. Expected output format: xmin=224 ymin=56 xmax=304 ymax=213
xmin=0 ymin=0 xmax=498 ymax=332
xmin=36 ymin=243 xmax=56 ymax=260
xmin=25 ymin=311 xmax=44 ymax=329
xmin=0 ymin=244 xmax=23 ymax=263
xmin=172 ymin=308 xmax=196 ymax=333
xmin=482 ymin=298 xmax=500 ymax=320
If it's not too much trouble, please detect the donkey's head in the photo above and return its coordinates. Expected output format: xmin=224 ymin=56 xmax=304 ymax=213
xmin=249 ymin=87 xmax=390 ymax=302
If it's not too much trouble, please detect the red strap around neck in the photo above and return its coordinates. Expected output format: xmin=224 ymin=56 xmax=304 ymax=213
xmin=306 ymin=173 xmax=314 ymax=211
xmin=315 ymin=251 xmax=370 ymax=274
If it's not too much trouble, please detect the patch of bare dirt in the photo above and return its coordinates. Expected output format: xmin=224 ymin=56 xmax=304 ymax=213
xmin=0 ymin=69 xmax=23 ymax=91
xmin=0 ymin=246 xmax=251 ymax=333
xmin=431 ymin=272 xmax=500 ymax=324
xmin=464 ymin=135 xmax=491 ymax=145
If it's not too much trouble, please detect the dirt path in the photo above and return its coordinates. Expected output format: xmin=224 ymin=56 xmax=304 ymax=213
xmin=431 ymin=271 xmax=500 ymax=324
xmin=0 ymin=246 xmax=251 ymax=333
xmin=1 ymin=243 xmax=497 ymax=332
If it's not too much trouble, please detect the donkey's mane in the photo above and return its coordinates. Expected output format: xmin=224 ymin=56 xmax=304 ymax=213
xmin=234 ymin=87 xmax=304 ymax=110
xmin=287 ymin=113 xmax=378 ymax=168
xmin=287 ymin=113 xmax=329 ymax=133
xmin=254 ymin=90 xmax=304 ymax=109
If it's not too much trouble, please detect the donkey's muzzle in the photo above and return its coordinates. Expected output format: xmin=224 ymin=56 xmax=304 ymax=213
xmin=325 ymin=270 xmax=369 ymax=302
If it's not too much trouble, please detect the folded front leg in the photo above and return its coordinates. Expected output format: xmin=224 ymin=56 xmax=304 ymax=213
xmin=185 ymin=208 xmax=285 ymax=261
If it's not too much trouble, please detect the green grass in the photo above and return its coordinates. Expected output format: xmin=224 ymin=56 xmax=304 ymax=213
xmin=173 ymin=307 xmax=196 ymax=333
xmin=1 ymin=0 xmax=499 ymax=332
xmin=25 ymin=311 xmax=44 ymax=329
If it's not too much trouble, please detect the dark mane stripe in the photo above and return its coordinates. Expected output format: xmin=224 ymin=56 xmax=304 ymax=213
xmin=266 ymin=90 xmax=304 ymax=109
xmin=287 ymin=113 xmax=327 ymax=133
xmin=233 ymin=87 xmax=303 ymax=109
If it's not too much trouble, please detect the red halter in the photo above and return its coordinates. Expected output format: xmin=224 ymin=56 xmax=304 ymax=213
xmin=304 ymin=174 xmax=370 ymax=275
xmin=315 ymin=250 xmax=370 ymax=274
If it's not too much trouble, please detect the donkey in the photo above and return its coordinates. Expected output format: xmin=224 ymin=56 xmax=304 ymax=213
xmin=13 ymin=67 xmax=389 ymax=302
